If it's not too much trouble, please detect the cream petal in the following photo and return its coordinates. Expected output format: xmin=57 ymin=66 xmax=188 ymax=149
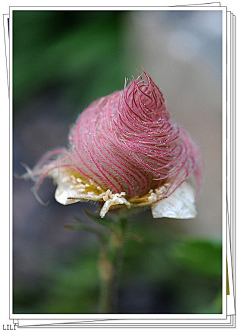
xmin=151 ymin=181 xmax=197 ymax=219
xmin=55 ymin=186 xmax=80 ymax=205
xmin=55 ymin=186 xmax=102 ymax=205
xmin=53 ymin=171 xmax=102 ymax=205
xmin=53 ymin=171 xmax=131 ymax=218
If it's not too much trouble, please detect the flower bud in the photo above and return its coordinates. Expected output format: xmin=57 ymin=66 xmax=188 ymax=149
xmin=24 ymin=70 xmax=203 ymax=218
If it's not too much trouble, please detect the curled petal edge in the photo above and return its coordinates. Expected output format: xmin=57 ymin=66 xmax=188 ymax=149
xmin=151 ymin=181 xmax=197 ymax=219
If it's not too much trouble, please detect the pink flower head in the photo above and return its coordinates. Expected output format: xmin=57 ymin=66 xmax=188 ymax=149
xmin=24 ymin=70 xmax=203 ymax=218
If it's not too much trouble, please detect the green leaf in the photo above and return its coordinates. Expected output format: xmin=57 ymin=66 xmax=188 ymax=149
xmin=84 ymin=210 xmax=119 ymax=232
xmin=170 ymin=238 xmax=222 ymax=278
xmin=65 ymin=218 xmax=103 ymax=238
xmin=126 ymin=233 xmax=143 ymax=243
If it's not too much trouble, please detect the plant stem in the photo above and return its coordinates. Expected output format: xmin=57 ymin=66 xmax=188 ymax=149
xmin=98 ymin=216 xmax=128 ymax=313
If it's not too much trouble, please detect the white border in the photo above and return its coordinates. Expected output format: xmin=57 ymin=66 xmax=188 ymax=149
xmin=8 ymin=4 xmax=228 ymax=325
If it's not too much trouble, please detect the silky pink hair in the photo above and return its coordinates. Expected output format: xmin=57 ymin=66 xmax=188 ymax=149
xmin=29 ymin=71 xmax=203 ymax=200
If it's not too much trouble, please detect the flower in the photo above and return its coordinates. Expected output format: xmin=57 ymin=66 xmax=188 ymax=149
xmin=23 ymin=70 xmax=203 ymax=218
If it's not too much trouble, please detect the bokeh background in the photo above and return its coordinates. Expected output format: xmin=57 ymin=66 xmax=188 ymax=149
xmin=13 ymin=9 xmax=222 ymax=314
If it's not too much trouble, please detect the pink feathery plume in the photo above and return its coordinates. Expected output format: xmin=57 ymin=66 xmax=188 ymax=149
xmin=27 ymin=70 xmax=203 ymax=202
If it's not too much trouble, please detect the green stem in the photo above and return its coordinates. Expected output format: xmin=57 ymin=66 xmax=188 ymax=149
xmin=98 ymin=216 xmax=128 ymax=313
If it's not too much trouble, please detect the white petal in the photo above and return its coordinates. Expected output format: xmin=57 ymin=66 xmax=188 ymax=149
xmin=151 ymin=181 xmax=197 ymax=219
xmin=55 ymin=186 xmax=101 ymax=205
xmin=54 ymin=172 xmax=101 ymax=205
xmin=55 ymin=186 xmax=75 ymax=205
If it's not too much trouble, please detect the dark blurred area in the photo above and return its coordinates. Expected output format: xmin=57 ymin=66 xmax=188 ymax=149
xmin=13 ymin=10 xmax=222 ymax=314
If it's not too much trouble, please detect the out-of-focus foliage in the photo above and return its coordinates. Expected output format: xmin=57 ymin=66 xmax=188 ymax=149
xmin=13 ymin=214 xmax=222 ymax=314
xmin=170 ymin=238 xmax=222 ymax=278
xmin=13 ymin=10 xmax=126 ymax=111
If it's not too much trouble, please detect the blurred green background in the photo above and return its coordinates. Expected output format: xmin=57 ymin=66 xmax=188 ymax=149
xmin=13 ymin=10 xmax=222 ymax=314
